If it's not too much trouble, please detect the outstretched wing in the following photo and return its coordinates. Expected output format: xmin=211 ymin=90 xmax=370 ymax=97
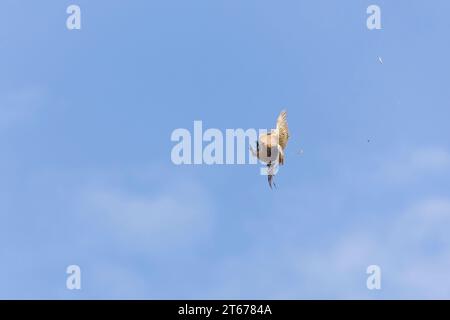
xmin=276 ymin=110 xmax=289 ymax=150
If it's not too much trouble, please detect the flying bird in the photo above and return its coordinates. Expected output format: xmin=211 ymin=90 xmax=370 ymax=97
xmin=378 ymin=56 xmax=383 ymax=64
xmin=250 ymin=110 xmax=289 ymax=188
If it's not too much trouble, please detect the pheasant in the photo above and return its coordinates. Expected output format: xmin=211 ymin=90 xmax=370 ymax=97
xmin=251 ymin=110 xmax=289 ymax=188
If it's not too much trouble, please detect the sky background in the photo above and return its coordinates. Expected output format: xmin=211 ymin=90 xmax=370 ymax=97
xmin=1 ymin=0 xmax=450 ymax=299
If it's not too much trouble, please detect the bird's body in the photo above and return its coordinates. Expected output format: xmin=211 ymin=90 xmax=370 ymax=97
xmin=251 ymin=110 xmax=289 ymax=188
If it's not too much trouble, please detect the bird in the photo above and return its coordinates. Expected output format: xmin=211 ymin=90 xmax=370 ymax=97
xmin=378 ymin=56 xmax=383 ymax=64
xmin=250 ymin=110 xmax=289 ymax=188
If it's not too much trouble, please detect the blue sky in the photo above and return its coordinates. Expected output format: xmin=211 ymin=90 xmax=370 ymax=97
xmin=1 ymin=0 xmax=450 ymax=299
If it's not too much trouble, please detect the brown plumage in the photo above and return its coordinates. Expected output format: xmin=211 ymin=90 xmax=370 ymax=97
xmin=251 ymin=110 xmax=290 ymax=188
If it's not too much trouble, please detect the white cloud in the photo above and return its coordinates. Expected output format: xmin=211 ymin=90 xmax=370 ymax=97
xmin=302 ymin=196 xmax=450 ymax=298
xmin=380 ymin=146 xmax=450 ymax=182
xmin=79 ymin=178 xmax=215 ymax=254
xmin=410 ymin=147 xmax=450 ymax=171
xmin=0 ymin=166 xmax=218 ymax=298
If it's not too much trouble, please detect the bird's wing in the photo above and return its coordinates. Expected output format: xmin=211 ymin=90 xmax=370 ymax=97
xmin=275 ymin=110 xmax=289 ymax=149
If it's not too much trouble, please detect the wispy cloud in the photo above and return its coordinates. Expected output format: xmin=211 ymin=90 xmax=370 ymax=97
xmin=380 ymin=146 xmax=450 ymax=182
xmin=0 ymin=166 xmax=217 ymax=298
xmin=204 ymin=196 xmax=450 ymax=299
xmin=80 ymin=180 xmax=214 ymax=254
